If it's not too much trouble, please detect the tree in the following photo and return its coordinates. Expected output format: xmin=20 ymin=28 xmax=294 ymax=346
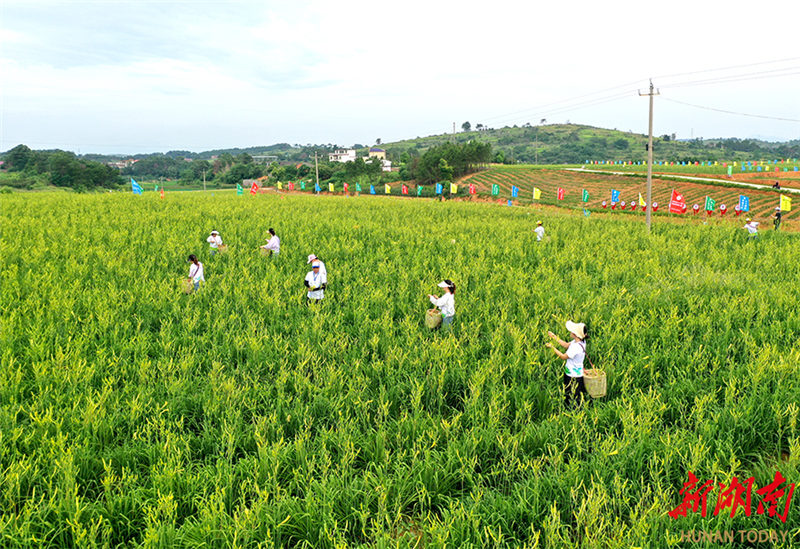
xmin=5 ymin=144 xmax=33 ymax=171
xmin=476 ymin=124 xmax=484 ymax=131
xmin=438 ymin=158 xmax=454 ymax=181
xmin=461 ymin=121 xmax=471 ymax=132
xmin=376 ymin=138 xmax=382 ymax=145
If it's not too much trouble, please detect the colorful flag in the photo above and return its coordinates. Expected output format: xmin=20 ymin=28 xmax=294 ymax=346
xmin=450 ymin=183 xmax=458 ymax=194
xmin=780 ymin=195 xmax=792 ymax=211
xmin=236 ymin=183 xmax=244 ymax=196
xmin=417 ymin=185 xmax=423 ymax=196
xmin=435 ymin=183 xmax=443 ymax=195
xmin=738 ymin=195 xmax=750 ymax=212
xmin=402 ymin=184 xmax=408 ymax=195
xmin=511 ymin=186 xmax=518 ymax=198
xmin=277 ymin=181 xmax=283 ymax=190
xmin=154 ymin=184 xmax=158 ymax=192
xmin=356 ymin=183 xmax=362 ymax=193
xmin=328 ymin=183 xmax=334 ymax=192
xmin=582 ymin=189 xmax=589 ymax=202
xmin=491 ymin=184 xmax=499 ymax=196
xmin=344 ymin=182 xmax=349 ymax=193
xmin=611 ymin=189 xmax=620 ymax=202
xmin=300 ymin=181 xmax=306 ymax=190
xmin=288 ymin=182 xmax=295 ymax=191
xmin=469 ymin=183 xmax=476 ymax=195
xmin=704 ymin=196 xmax=715 ymax=212
xmin=314 ymin=183 xmax=321 ymax=193
xmin=250 ymin=181 xmax=259 ymax=195
xmin=639 ymin=193 xmax=646 ymax=206
xmin=131 ymin=178 xmax=143 ymax=195
xmin=669 ymin=190 xmax=686 ymax=214
xmin=370 ymin=185 xmax=376 ymax=195
xmin=727 ymin=166 xmax=733 ymax=176
xmin=557 ymin=187 xmax=565 ymax=200
xmin=159 ymin=189 xmax=164 ymax=199
xmin=385 ymin=184 xmax=391 ymax=194
xmin=532 ymin=187 xmax=541 ymax=200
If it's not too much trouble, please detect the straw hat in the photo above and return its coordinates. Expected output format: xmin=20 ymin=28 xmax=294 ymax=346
xmin=565 ymin=320 xmax=586 ymax=340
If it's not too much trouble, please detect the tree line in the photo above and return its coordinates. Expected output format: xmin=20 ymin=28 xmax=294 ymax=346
xmin=1 ymin=145 xmax=123 ymax=191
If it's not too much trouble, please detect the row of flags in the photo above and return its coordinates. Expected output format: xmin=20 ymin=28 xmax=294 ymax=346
xmin=135 ymin=177 xmax=794 ymax=214
xmin=588 ymin=159 xmax=799 ymax=167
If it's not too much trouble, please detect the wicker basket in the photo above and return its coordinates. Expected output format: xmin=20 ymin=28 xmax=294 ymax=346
xmin=259 ymin=247 xmax=272 ymax=256
xmin=425 ymin=309 xmax=442 ymax=329
xmin=583 ymin=369 xmax=607 ymax=398
xmin=218 ymin=244 xmax=229 ymax=254
xmin=182 ymin=279 xmax=194 ymax=294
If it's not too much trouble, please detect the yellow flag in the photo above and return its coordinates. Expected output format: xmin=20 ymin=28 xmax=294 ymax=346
xmin=277 ymin=181 xmax=283 ymax=190
xmin=328 ymin=183 xmax=334 ymax=192
xmin=639 ymin=192 xmax=645 ymax=206
xmin=450 ymin=183 xmax=458 ymax=194
xmin=384 ymin=184 xmax=391 ymax=194
xmin=533 ymin=187 xmax=541 ymax=200
xmin=780 ymin=195 xmax=792 ymax=211
xmin=714 ymin=161 xmax=718 ymax=166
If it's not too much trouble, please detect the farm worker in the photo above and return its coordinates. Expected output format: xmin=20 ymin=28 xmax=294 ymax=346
xmin=773 ymin=180 xmax=781 ymax=189
xmin=743 ymin=218 xmax=759 ymax=238
xmin=534 ymin=221 xmax=545 ymax=241
xmin=187 ymin=254 xmax=205 ymax=292
xmin=206 ymin=230 xmax=222 ymax=255
xmin=307 ymin=254 xmax=327 ymax=276
xmin=428 ymin=280 xmax=456 ymax=331
xmin=772 ymin=208 xmax=782 ymax=231
xmin=304 ymin=261 xmax=327 ymax=303
xmin=261 ymin=228 xmax=280 ymax=255
xmin=546 ymin=321 xmax=588 ymax=409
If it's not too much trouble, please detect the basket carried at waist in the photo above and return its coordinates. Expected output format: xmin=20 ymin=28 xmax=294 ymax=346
xmin=425 ymin=309 xmax=442 ymax=329
xmin=583 ymin=368 xmax=607 ymax=398
xmin=182 ymin=279 xmax=194 ymax=294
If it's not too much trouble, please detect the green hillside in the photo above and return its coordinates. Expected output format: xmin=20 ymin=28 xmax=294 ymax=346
xmin=381 ymin=124 xmax=800 ymax=165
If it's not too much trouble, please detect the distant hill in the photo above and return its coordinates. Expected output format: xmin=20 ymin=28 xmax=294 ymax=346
xmin=379 ymin=124 xmax=800 ymax=164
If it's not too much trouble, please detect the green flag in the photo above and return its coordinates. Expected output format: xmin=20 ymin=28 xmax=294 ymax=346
xmin=704 ymin=196 xmax=715 ymax=211
xmin=582 ymin=189 xmax=589 ymax=202
xmin=355 ymin=183 xmax=362 ymax=193
xmin=236 ymin=183 xmax=243 ymax=195
xmin=417 ymin=185 xmax=423 ymax=196
xmin=154 ymin=184 xmax=158 ymax=192
xmin=300 ymin=181 xmax=306 ymax=190
xmin=491 ymin=184 xmax=499 ymax=196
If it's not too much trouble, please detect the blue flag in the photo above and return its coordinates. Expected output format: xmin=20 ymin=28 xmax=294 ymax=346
xmin=315 ymin=183 xmax=321 ymax=193
xmin=131 ymin=178 xmax=143 ymax=195
xmin=370 ymin=185 xmax=375 ymax=195
xmin=511 ymin=186 xmax=518 ymax=198
xmin=738 ymin=195 xmax=750 ymax=212
xmin=435 ymin=183 xmax=443 ymax=195
xmin=611 ymin=189 xmax=620 ymax=202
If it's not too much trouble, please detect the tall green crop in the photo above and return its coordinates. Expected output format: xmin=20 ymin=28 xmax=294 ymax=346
xmin=1 ymin=191 xmax=798 ymax=547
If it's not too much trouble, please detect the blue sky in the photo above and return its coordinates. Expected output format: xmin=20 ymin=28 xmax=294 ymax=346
xmin=2 ymin=0 xmax=799 ymax=154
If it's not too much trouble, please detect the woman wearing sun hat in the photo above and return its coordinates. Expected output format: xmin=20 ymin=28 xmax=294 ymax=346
xmin=546 ymin=320 xmax=588 ymax=408
xmin=206 ymin=230 xmax=223 ymax=255
xmin=304 ymin=260 xmax=327 ymax=304
xmin=743 ymin=217 xmax=759 ymax=238
xmin=534 ymin=220 xmax=545 ymax=242
xmin=428 ymin=280 xmax=456 ymax=331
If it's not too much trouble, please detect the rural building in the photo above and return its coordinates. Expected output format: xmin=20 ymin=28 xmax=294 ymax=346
xmin=328 ymin=149 xmax=357 ymax=163
xmin=368 ymin=147 xmax=386 ymax=160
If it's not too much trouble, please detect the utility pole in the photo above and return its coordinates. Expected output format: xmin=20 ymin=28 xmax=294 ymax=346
xmin=202 ymin=169 xmax=206 ymax=192
xmin=639 ymin=79 xmax=660 ymax=232
xmin=452 ymin=122 xmax=456 ymax=143
xmin=314 ymin=151 xmax=319 ymax=191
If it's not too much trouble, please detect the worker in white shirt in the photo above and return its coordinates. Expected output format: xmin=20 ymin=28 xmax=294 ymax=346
xmin=428 ymin=279 xmax=456 ymax=331
xmin=206 ymin=230 xmax=223 ymax=255
xmin=307 ymin=254 xmax=327 ymax=277
xmin=304 ymin=261 xmax=327 ymax=303
xmin=187 ymin=254 xmax=205 ymax=292
xmin=261 ymin=228 xmax=280 ymax=256
xmin=546 ymin=321 xmax=588 ymax=409
xmin=743 ymin=218 xmax=759 ymax=239
xmin=534 ymin=220 xmax=545 ymax=241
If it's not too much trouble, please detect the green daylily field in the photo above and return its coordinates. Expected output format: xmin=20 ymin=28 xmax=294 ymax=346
xmin=2 ymin=191 xmax=799 ymax=548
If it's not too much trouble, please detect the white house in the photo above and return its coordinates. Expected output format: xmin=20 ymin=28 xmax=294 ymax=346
xmin=328 ymin=149 xmax=357 ymax=163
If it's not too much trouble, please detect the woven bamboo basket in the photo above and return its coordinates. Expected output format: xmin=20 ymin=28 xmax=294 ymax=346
xmin=182 ymin=279 xmax=194 ymax=294
xmin=425 ymin=309 xmax=442 ymax=329
xmin=583 ymin=369 xmax=607 ymax=398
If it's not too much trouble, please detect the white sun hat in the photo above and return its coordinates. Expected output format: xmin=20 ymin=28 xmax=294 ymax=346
xmin=565 ymin=320 xmax=586 ymax=340
xmin=307 ymin=254 xmax=318 ymax=264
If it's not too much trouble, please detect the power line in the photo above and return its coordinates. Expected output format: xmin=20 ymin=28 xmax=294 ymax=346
xmin=660 ymin=67 xmax=800 ymax=89
xmin=652 ymin=56 xmax=800 ymax=81
xmin=662 ymin=98 xmax=800 ymax=123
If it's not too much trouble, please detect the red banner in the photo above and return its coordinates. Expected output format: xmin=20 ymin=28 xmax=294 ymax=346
xmin=250 ymin=181 xmax=259 ymax=195
xmin=557 ymin=187 xmax=565 ymax=200
xmin=669 ymin=190 xmax=686 ymax=214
